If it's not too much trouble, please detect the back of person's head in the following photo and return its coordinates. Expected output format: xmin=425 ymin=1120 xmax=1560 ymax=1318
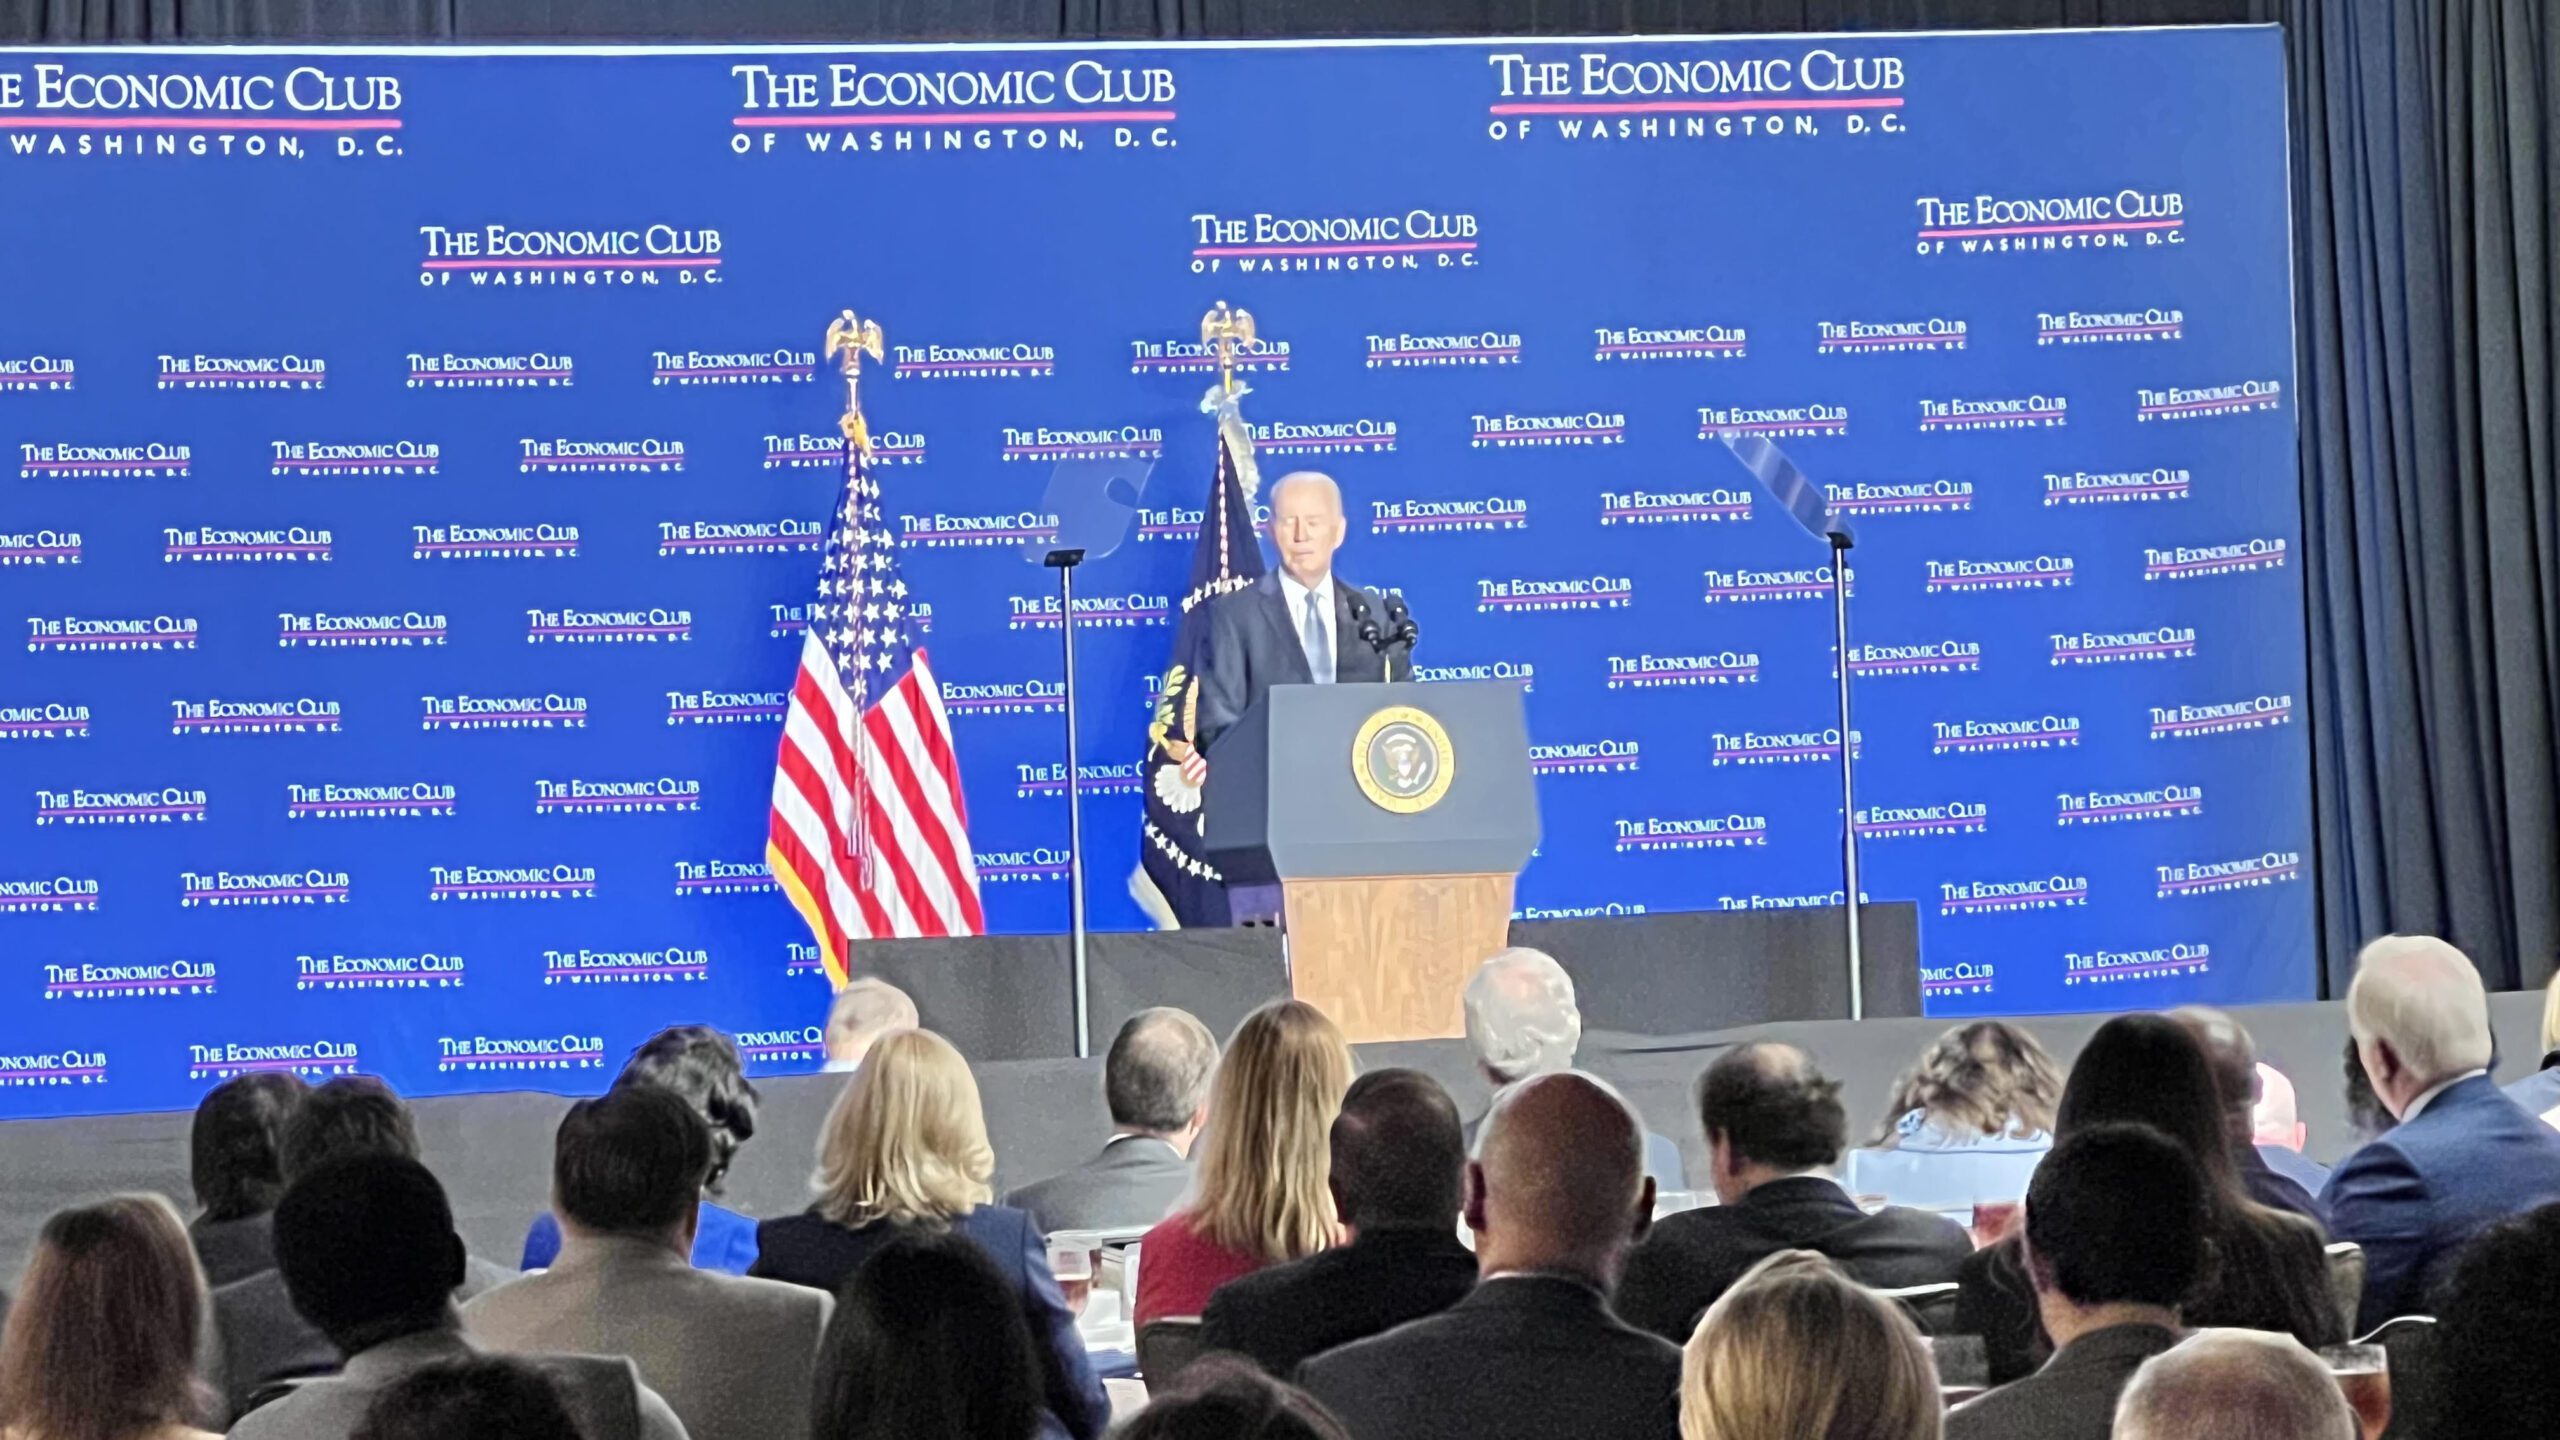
xmin=2172 ymin=1006 xmax=2262 ymax=1131
xmin=1103 ymin=1007 xmax=1219 ymax=1135
xmin=1472 ymin=1070 xmax=1649 ymax=1280
xmin=274 ymin=1154 xmax=465 ymax=1354
xmin=812 ymin=1028 xmax=992 ymax=1228
xmin=1329 ymin=1068 xmax=1464 ymax=1230
xmin=353 ymin=1356 xmax=588 ymax=1440
xmin=2024 ymin=1124 xmax=2210 ymax=1311
xmin=0 ymin=1195 xmax=209 ymax=1440
xmin=2347 ymin=934 xmax=2494 ymax=1086
xmin=1874 ymin=1020 xmax=2062 ymax=1143
xmin=811 ymin=1228 xmax=1042 ymax=1440
xmin=1192 ymin=1000 xmax=1355 ymax=1262
xmin=825 ymin=977 xmax=919 ymax=1067
xmin=554 ymin=1083 xmax=714 ymax=1240
xmin=1681 ymin=1250 xmax=1941 ymax=1440
xmin=616 ymin=1024 xmax=758 ymax=1192
xmin=2423 ymin=1201 xmax=2560 ymax=1437
xmin=191 ymin=1070 xmax=310 ymax=1221
xmin=2114 ymin=1329 xmax=2356 ymax=1440
xmin=2341 ymin=1033 xmax=2395 ymax=1142
xmin=1116 ymin=1356 xmax=1352 ymax=1440
xmin=281 ymin=1074 xmax=419 ymax=1181
xmin=2054 ymin=1013 xmax=2239 ymax=1196
xmin=1699 ymin=1042 xmax=1848 ymax=1173
xmin=1462 ymin=947 xmax=1582 ymax=1084
xmin=2251 ymin=1063 xmax=2306 ymax=1150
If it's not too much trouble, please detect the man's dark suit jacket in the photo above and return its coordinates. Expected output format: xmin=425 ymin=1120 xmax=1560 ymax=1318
xmin=2236 ymin=1140 xmax=2327 ymax=1231
xmin=1004 ymin=1134 xmax=1191 ymax=1237
xmin=1198 ymin=1225 xmax=1477 ymax=1376
xmin=1614 ymin=1176 xmax=1974 ymax=1342
xmin=1197 ymin=572 xmax=1394 ymax=749
xmin=753 ymin=1204 xmax=1109 ymax=1440
xmin=2324 ymin=1072 xmax=2560 ymax=1329
xmin=1297 ymin=1275 xmax=1681 ymax=1440
xmin=208 ymin=1251 xmax=513 ymax=1423
xmin=1944 ymin=1323 xmax=2180 ymax=1440
xmin=191 ymin=1210 xmax=278 ymax=1289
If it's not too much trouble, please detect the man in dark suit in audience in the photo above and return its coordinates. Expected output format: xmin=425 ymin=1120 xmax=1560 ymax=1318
xmin=1615 ymin=1042 xmax=1972 ymax=1342
xmin=1201 ymin=1068 xmax=1477 ymax=1374
xmin=2325 ymin=935 xmax=2560 ymax=1328
xmin=187 ymin=1072 xmax=310 ymax=1287
xmin=1297 ymin=1071 xmax=1679 ymax=1440
xmin=1005 ymin=1008 xmax=1217 ymax=1235
xmin=1946 ymin=1125 xmax=2205 ymax=1440
xmin=2175 ymin=1007 xmax=2328 ymax=1228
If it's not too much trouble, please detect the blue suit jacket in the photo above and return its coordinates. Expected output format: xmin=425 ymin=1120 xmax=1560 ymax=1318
xmin=2322 ymin=1073 xmax=2560 ymax=1329
xmin=751 ymin=1203 xmax=1109 ymax=1440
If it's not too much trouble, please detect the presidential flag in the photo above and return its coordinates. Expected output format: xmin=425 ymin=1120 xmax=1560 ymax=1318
xmin=769 ymin=414 xmax=983 ymax=984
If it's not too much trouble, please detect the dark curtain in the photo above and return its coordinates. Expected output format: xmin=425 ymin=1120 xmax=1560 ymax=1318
xmin=9 ymin=0 xmax=2557 ymax=994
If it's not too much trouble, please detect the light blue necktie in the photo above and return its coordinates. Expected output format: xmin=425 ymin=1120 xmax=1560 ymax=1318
xmin=1303 ymin=590 xmax=1333 ymax=683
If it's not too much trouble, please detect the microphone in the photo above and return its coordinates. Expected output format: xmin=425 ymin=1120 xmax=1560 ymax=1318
xmin=1382 ymin=592 xmax=1419 ymax=648
xmin=1346 ymin=589 xmax=1382 ymax=648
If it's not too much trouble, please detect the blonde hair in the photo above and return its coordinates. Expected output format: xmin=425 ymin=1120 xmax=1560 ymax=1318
xmin=1872 ymin=1020 xmax=2063 ymax=1145
xmin=1682 ymin=1251 xmax=1942 ymax=1440
xmin=811 ymin=1028 xmax=993 ymax=1227
xmin=0 ymin=1194 xmax=209 ymax=1440
xmin=1187 ymin=1000 xmax=1355 ymax=1261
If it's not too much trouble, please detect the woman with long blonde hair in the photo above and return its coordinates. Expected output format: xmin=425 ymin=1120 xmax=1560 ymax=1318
xmin=1133 ymin=999 xmax=1355 ymax=1326
xmin=0 ymin=1194 xmax=219 ymax=1440
xmin=750 ymin=1027 xmax=1108 ymax=1440
xmin=1680 ymin=1250 xmax=1941 ymax=1440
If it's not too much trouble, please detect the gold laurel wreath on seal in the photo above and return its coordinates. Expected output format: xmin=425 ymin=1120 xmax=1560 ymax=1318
xmin=1351 ymin=704 xmax=1456 ymax=815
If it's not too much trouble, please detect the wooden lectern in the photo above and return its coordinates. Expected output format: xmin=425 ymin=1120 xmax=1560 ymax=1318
xmin=1201 ymin=681 xmax=1540 ymax=1043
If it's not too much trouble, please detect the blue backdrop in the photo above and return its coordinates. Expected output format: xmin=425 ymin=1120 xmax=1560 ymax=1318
xmin=0 ymin=28 xmax=2309 ymax=1117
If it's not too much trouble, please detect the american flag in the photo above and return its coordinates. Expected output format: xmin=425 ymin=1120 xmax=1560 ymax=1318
xmin=768 ymin=414 xmax=983 ymax=984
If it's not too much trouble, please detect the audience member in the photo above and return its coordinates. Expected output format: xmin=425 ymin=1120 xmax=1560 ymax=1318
xmin=2501 ymin=968 xmax=2560 ymax=1127
xmin=1006 ymin=1007 xmax=1217 ymax=1235
xmin=2174 ymin=1007 xmax=2327 ymax=1227
xmin=1945 ymin=1125 xmax=2206 ymax=1440
xmin=2326 ymin=934 xmax=2560 ymax=1327
xmin=808 ymin=1229 xmax=1044 ymax=1440
xmin=1844 ymin=1021 xmax=2060 ymax=1218
xmin=2417 ymin=1200 xmax=2560 ymax=1439
xmin=750 ymin=1029 xmax=1106 ymax=1440
xmin=521 ymin=1027 xmax=765 ymax=1274
xmin=2112 ymin=1330 xmax=2356 ymax=1440
xmin=1462 ymin=948 xmax=1687 ymax=1188
xmin=1298 ymin=1072 xmax=1680 ymax=1440
xmin=2341 ymin=1034 xmax=2395 ymax=1144
xmin=1134 ymin=1000 xmax=1353 ymax=1327
xmin=823 ymin=977 xmax=919 ymax=1073
xmin=230 ymin=1155 xmax=685 ymax=1440
xmin=1954 ymin=1014 xmax=2339 ymax=1384
xmin=1680 ymin=1250 xmax=1941 ymax=1440
xmin=188 ymin=1072 xmax=310 ymax=1286
xmin=211 ymin=1077 xmax=512 ymax=1423
xmin=1200 ymin=1069 xmax=1477 ymax=1374
xmin=1619 ymin=1043 xmax=1971 ymax=1342
xmin=466 ymin=1086 xmax=830 ymax=1440
xmin=2250 ymin=1062 xmax=2333 ymax=1197
xmin=0 ymin=1195 xmax=220 ymax=1440
xmin=1117 ymin=1357 xmax=1352 ymax=1440
xmin=350 ymin=1358 xmax=587 ymax=1440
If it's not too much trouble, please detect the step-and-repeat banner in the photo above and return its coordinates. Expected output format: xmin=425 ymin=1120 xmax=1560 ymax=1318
xmin=0 ymin=29 xmax=2308 ymax=1117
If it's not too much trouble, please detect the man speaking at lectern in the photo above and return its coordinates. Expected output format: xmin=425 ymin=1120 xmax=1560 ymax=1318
xmin=1197 ymin=470 xmax=1410 ymax=750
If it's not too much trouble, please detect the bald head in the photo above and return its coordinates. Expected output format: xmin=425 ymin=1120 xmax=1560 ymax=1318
xmin=1269 ymin=471 xmax=1346 ymax=588
xmin=1468 ymin=1071 xmax=1651 ymax=1284
xmin=1463 ymin=948 xmax=1582 ymax=1086
xmin=2349 ymin=934 xmax=2493 ymax=1114
xmin=2173 ymin=1006 xmax=2260 ymax=1135
xmin=2252 ymin=1063 xmax=2306 ymax=1151
xmin=2115 ymin=1330 xmax=2357 ymax=1440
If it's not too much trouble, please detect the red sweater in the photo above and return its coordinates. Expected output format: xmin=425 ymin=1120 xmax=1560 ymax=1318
xmin=1133 ymin=1210 xmax=1272 ymax=1327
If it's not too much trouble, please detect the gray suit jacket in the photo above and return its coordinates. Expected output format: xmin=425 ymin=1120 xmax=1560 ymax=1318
xmin=464 ymin=1234 xmax=831 ymax=1440
xmin=1945 ymin=1323 xmax=2181 ymax=1440
xmin=225 ymin=1327 xmax=688 ymax=1440
xmin=210 ymin=1252 xmax=515 ymax=1423
xmin=1004 ymin=1135 xmax=1191 ymax=1235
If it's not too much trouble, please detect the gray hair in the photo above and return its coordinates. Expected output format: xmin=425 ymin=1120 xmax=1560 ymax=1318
xmin=1463 ymin=948 xmax=1583 ymax=1084
xmin=2347 ymin=934 xmax=2494 ymax=1084
xmin=1103 ymin=1008 xmax=1219 ymax=1134
xmin=1268 ymin=470 xmax=1343 ymax=513
xmin=2115 ymin=1329 xmax=2358 ymax=1440
xmin=824 ymin=977 xmax=919 ymax=1063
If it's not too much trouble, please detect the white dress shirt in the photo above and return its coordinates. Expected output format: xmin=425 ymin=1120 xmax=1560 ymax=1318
xmin=2400 ymin=1068 xmax=2489 ymax=1122
xmin=1277 ymin=570 xmax=1337 ymax=680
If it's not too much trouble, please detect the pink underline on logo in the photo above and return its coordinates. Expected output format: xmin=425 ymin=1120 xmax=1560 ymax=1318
xmin=1600 ymin=341 xmax=1745 ymax=353
xmin=1921 ymin=410 xmax=2063 ymax=425
xmin=1702 ymin=421 xmax=1842 ymax=433
xmin=1718 ymin=744 xmax=1833 ymax=758
xmin=0 ymin=115 xmax=398 ymax=131
xmin=290 ymin=799 xmax=451 ymax=811
xmin=2059 ymin=483 xmax=2189 ymax=497
xmin=530 ymin=626 xmax=686 ymax=635
xmin=896 ymin=360 xmax=1051 ymax=371
xmin=420 ymin=542 xmax=577 ymax=552
xmin=1710 ymin=584 xmax=1826 ymax=597
xmin=2 ymin=546 xmax=80 ymax=555
xmin=1939 ymin=731 xmax=2076 ymax=746
xmin=2138 ymin=395 xmax=2265 ymax=414
xmin=171 ymin=544 xmax=329 ymax=555
xmin=284 ymin=628 xmax=441 ymax=639
xmin=1002 ymin=443 xmax=1160 ymax=455
xmin=424 ymin=711 xmax=582 ymax=720
xmin=734 ymin=110 xmax=1174 ymax=128
xmin=917 ymin=529 xmax=1054 ymax=541
xmin=547 ymin=964 xmax=705 ymax=977
xmin=522 ymin=454 xmax=676 ymax=466
xmin=1490 ymin=96 xmax=1901 ymax=115
xmin=184 ymin=886 xmax=345 ymax=898
xmin=2070 ymin=800 xmax=2201 ymax=819
xmin=1192 ymin=241 xmax=1474 ymax=258
xmin=2072 ymin=959 xmax=2204 ymax=980
xmin=29 ymin=634 xmax=169 ymax=646
xmin=2153 ymin=712 xmax=2281 ymax=732
xmin=53 ymin=977 xmax=208 ymax=991
xmin=430 ymin=882 xmax=582 ymax=894
xmin=1604 ymin=505 xmax=1746 ymax=519
xmin=2160 ymin=865 xmax=2297 ymax=891
xmin=1824 ymin=334 xmax=1945 ymax=347
xmin=24 ymin=460 xmax=185 ymax=471
xmin=6 ymin=1064 xmax=106 ymax=1077
xmin=0 ymin=896 xmax=92 ymax=907
xmin=39 ymin=804 xmax=200 ymax=816
xmin=0 ymin=720 xmax=77 ymax=730
xmin=1479 ymin=426 xmax=1620 ymax=439
xmin=2064 ymin=643 xmax=2193 ymax=658
xmin=412 ymin=369 xmax=564 ymax=379
xmin=1860 ymin=817 xmax=1985 ymax=833
xmin=1385 ymin=347 xmax=1518 ymax=360
xmin=676 ymin=877 xmax=772 ymax=888
xmin=537 ymin=796 xmax=690 ymax=807
xmin=423 ymin=258 xmax=718 ymax=270
xmin=666 ymin=536 xmax=798 ymax=549
xmin=442 ymin=1052 xmax=601 ymax=1066
xmin=655 ymin=366 xmax=809 ymax=377
xmin=2043 ymin=323 xmax=2182 ymax=336
xmin=280 ymin=457 xmax=436 ymax=468
xmin=1943 ymin=889 xmax=2086 ymax=909
xmin=672 ymin=705 xmax=784 ymax=718
xmin=1919 ymin=219 xmax=2184 ymax=239
xmin=1618 ymin=831 xmax=1763 ymax=847
xmin=2147 ymin=556 xmax=2269 ymax=574
xmin=174 ymin=716 xmax=321 ymax=728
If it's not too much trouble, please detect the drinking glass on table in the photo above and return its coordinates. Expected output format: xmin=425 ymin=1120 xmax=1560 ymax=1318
xmin=2318 ymin=1343 xmax=2389 ymax=1440
xmin=1048 ymin=1234 xmax=1095 ymax=1319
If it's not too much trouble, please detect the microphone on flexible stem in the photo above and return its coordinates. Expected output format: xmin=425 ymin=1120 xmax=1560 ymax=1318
xmin=1380 ymin=593 xmax=1417 ymax=681
xmin=1347 ymin=588 xmax=1381 ymax=649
